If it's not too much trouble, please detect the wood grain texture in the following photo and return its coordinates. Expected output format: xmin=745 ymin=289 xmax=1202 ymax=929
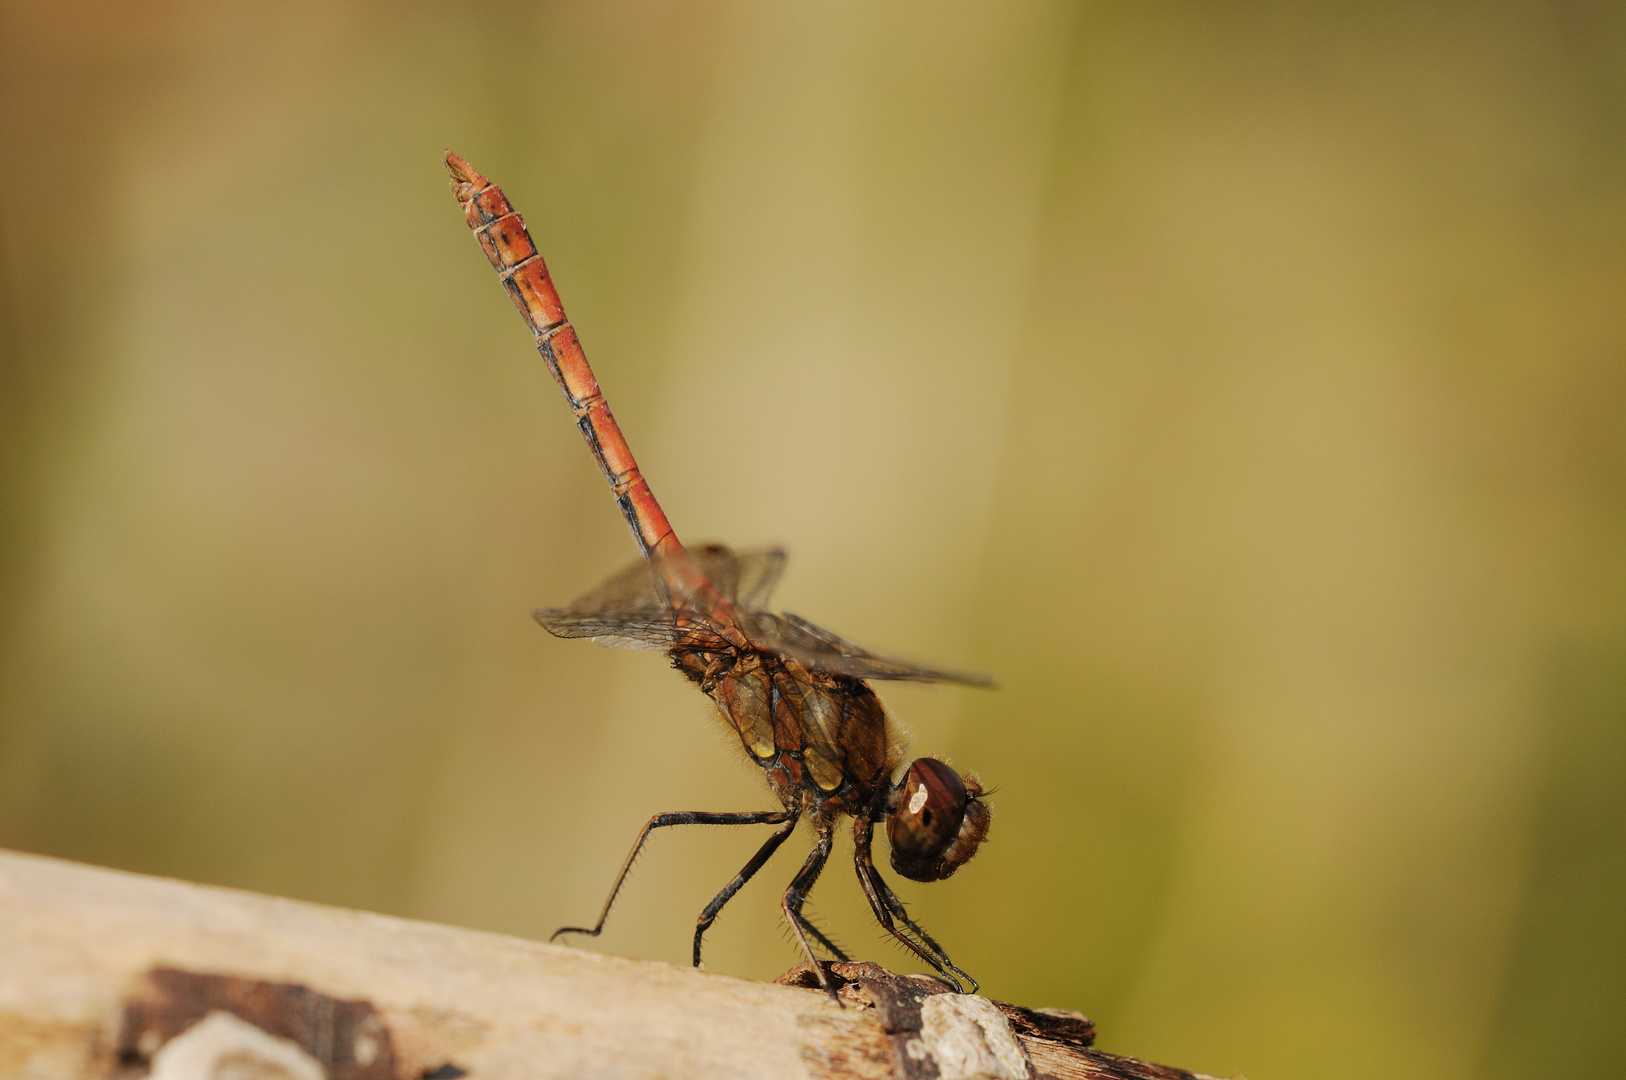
xmin=0 ymin=850 xmax=1220 ymax=1080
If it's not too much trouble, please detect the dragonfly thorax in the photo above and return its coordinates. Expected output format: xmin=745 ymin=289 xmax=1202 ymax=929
xmin=679 ymin=646 xmax=904 ymax=813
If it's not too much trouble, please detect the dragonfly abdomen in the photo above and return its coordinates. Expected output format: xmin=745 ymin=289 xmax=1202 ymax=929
xmin=447 ymin=152 xmax=676 ymax=561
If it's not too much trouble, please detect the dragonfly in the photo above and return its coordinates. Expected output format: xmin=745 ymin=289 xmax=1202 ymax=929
xmin=446 ymin=151 xmax=992 ymax=1000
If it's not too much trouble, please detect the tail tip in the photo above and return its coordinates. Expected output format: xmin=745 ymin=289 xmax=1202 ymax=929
xmin=444 ymin=150 xmax=483 ymax=186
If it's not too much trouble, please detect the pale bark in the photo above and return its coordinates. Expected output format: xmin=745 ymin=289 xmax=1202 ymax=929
xmin=0 ymin=849 xmax=1218 ymax=1080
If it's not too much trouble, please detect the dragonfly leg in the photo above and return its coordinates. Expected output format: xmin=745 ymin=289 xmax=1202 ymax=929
xmin=870 ymin=870 xmax=978 ymax=994
xmin=797 ymin=915 xmax=851 ymax=964
xmin=781 ymin=823 xmax=844 ymax=1002
xmin=693 ymin=811 xmax=798 ymax=968
xmin=852 ymin=816 xmax=978 ymax=994
xmin=552 ymin=810 xmax=792 ymax=946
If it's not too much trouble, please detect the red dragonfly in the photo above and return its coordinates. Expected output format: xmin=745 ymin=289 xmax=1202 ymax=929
xmin=447 ymin=152 xmax=992 ymax=999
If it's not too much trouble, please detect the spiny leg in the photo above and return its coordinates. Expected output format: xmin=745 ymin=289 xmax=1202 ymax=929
xmin=786 ymin=845 xmax=845 ymax=962
xmin=852 ymin=818 xmax=952 ymax=980
xmin=552 ymin=810 xmax=790 ymax=945
xmin=852 ymin=817 xmax=979 ymax=994
xmin=797 ymin=915 xmax=851 ymax=964
xmin=852 ymin=819 xmax=962 ymax=988
xmin=693 ymin=812 xmax=798 ymax=967
xmin=864 ymin=858 xmax=958 ymax=973
xmin=869 ymin=868 xmax=978 ymax=994
xmin=781 ymin=823 xmax=843 ymax=1001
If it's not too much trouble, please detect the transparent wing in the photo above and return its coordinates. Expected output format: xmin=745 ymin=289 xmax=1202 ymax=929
xmin=533 ymin=546 xmax=771 ymax=651
xmin=530 ymin=611 xmax=680 ymax=650
xmin=555 ymin=556 xmax=667 ymax=612
xmin=688 ymin=544 xmax=786 ymax=610
xmin=747 ymin=611 xmax=995 ymax=687
xmin=533 ymin=556 xmax=675 ymax=650
xmin=734 ymin=549 xmax=788 ymax=610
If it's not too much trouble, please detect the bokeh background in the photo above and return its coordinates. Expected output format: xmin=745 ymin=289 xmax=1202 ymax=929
xmin=2 ymin=3 xmax=1624 ymax=1077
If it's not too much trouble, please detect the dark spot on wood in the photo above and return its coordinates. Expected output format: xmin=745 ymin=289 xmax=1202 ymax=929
xmin=777 ymin=961 xmax=953 ymax=1079
xmin=991 ymin=1001 xmax=1096 ymax=1047
xmin=773 ymin=960 xmax=1221 ymax=1080
xmin=422 ymin=1065 xmax=469 ymax=1079
xmin=115 ymin=967 xmax=395 ymax=1080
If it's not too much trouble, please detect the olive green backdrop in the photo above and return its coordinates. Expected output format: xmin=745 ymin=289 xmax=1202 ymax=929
xmin=2 ymin=3 xmax=1623 ymax=1078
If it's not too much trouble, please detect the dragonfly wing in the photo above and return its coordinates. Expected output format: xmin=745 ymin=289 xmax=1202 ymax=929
xmin=536 ymin=550 xmax=750 ymax=650
xmin=531 ymin=609 xmax=680 ymax=650
xmin=750 ymin=612 xmax=995 ymax=687
xmin=536 ymin=556 xmax=677 ymax=650
xmin=559 ymin=556 xmax=668 ymax=614
xmin=733 ymin=548 xmax=787 ymax=610
xmin=684 ymin=544 xmax=786 ymax=610
xmin=688 ymin=544 xmax=741 ymax=604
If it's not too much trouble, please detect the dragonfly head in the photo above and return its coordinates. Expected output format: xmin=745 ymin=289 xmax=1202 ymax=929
xmin=886 ymin=757 xmax=990 ymax=882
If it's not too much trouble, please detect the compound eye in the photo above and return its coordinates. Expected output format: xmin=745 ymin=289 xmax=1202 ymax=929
xmin=887 ymin=758 xmax=968 ymax=881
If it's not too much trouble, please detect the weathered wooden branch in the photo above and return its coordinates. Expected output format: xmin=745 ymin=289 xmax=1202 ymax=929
xmin=0 ymin=849 xmax=1216 ymax=1080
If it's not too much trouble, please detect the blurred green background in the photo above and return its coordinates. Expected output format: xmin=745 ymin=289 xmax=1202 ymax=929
xmin=2 ymin=2 xmax=1624 ymax=1077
